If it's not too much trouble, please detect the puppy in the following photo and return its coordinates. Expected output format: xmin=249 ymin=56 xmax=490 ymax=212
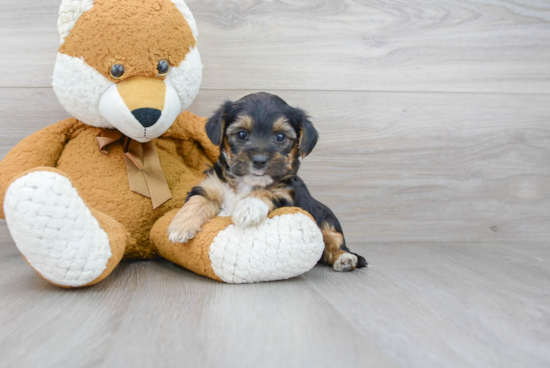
xmin=168 ymin=92 xmax=367 ymax=272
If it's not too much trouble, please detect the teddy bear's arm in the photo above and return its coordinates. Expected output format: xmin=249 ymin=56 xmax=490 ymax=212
xmin=0 ymin=118 xmax=80 ymax=218
xmin=170 ymin=112 xmax=220 ymax=163
xmin=151 ymin=207 xmax=325 ymax=283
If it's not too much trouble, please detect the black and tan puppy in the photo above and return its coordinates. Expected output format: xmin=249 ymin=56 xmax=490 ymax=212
xmin=168 ymin=92 xmax=367 ymax=272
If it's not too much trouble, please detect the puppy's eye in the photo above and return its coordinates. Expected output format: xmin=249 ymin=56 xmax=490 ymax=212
xmin=157 ymin=60 xmax=170 ymax=77
xmin=110 ymin=64 xmax=125 ymax=79
xmin=237 ymin=131 xmax=248 ymax=140
xmin=276 ymin=133 xmax=286 ymax=142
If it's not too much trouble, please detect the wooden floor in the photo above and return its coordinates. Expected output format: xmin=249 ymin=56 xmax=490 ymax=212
xmin=1 ymin=0 xmax=550 ymax=367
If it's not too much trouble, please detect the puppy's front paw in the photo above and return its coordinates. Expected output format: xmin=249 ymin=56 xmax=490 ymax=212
xmin=168 ymin=210 xmax=199 ymax=244
xmin=168 ymin=227 xmax=196 ymax=244
xmin=232 ymin=198 xmax=269 ymax=227
xmin=333 ymin=253 xmax=358 ymax=272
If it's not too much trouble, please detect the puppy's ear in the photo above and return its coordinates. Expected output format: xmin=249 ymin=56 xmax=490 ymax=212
xmin=205 ymin=101 xmax=233 ymax=146
xmin=289 ymin=108 xmax=319 ymax=158
xmin=299 ymin=116 xmax=319 ymax=158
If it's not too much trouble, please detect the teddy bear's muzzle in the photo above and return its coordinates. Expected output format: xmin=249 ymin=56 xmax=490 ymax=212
xmin=98 ymin=76 xmax=182 ymax=143
xmin=131 ymin=108 xmax=162 ymax=128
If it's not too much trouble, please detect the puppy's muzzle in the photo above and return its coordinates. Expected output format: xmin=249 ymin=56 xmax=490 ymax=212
xmin=252 ymin=155 xmax=268 ymax=170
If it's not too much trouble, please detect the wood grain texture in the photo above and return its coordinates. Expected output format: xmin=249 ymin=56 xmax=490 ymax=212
xmin=1 ymin=0 xmax=550 ymax=367
xmin=1 ymin=88 xmax=549 ymax=245
xmin=305 ymin=242 xmax=550 ymax=368
xmin=1 ymin=240 xmax=549 ymax=368
xmin=1 ymin=0 xmax=550 ymax=93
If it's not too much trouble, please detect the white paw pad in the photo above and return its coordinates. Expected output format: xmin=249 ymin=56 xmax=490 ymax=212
xmin=4 ymin=171 xmax=112 ymax=287
xmin=209 ymin=212 xmax=325 ymax=284
xmin=232 ymin=197 xmax=269 ymax=227
xmin=333 ymin=253 xmax=358 ymax=272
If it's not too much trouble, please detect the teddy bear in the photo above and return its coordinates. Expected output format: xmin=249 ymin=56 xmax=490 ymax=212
xmin=0 ymin=0 xmax=324 ymax=287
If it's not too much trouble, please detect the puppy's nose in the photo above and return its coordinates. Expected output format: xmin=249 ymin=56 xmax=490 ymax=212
xmin=132 ymin=108 xmax=162 ymax=128
xmin=252 ymin=155 xmax=268 ymax=169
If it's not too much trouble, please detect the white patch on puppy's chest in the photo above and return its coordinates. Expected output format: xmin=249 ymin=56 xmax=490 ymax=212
xmin=218 ymin=181 xmax=253 ymax=217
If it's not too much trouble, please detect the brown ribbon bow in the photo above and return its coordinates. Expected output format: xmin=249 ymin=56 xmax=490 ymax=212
xmin=97 ymin=129 xmax=172 ymax=209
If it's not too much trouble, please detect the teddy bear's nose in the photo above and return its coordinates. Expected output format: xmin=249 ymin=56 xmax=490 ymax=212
xmin=132 ymin=108 xmax=162 ymax=128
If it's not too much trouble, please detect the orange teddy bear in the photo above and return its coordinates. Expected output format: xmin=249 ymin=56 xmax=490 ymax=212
xmin=0 ymin=0 xmax=324 ymax=287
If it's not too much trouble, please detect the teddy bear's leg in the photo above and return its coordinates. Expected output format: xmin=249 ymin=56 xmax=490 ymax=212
xmin=151 ymin=208 xmax=325 ymax=284
xmin=3 ymin=168 xmax=128 ymax=288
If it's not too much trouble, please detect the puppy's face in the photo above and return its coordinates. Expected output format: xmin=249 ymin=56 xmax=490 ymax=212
xmin=206 ymin=93 xmax=319 ymax=187
xmin=225 ymin=114 xmax=298 ymax=186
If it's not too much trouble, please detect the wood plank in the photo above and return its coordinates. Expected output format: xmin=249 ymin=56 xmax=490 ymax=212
xmin=0 ymin=245 xmax=395 ymax=367
xmin=193 ymin=90 xmax=550 ymax=245
xmin=1 ymin=240 xmax=548 ymax=367
xmin=306 ymin=242 xmax=550 ymax=368
xmin=2 ymin=87 xmax=548 ymax=245
xmin=1 ymin=0 xmax=550 ymax=93
xmin=0 ymin=252 xmax=141 ymax=368
xmin=98 ymin=261 xmax=395 ymax=368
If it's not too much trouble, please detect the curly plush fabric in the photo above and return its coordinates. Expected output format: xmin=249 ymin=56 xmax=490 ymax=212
xmin=59 ymin=0 xmax=196 ymax=81
xmin=4 ymin=171 xmax=114 ymax=287
xmin=151 ymin=208 xmax=324 ymax=284
xmin=209 ymin=211 xmax=324 ymax=284
xmin=0 ymin=0 xmax=324 ymax=286
xmin=0 ymin=114 xmax=217 ymax=260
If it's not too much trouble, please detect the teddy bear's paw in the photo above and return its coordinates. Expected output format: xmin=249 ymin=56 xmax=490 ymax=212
xmin=3 ymin=171 xmax=112 ymax=287
xmin=232 ymin=197 xmax=269 ymax=227
xmin=333 ymin=253 xmax=358 ymax=272
xmin=209 ymin=212 xmax=325 ymax=283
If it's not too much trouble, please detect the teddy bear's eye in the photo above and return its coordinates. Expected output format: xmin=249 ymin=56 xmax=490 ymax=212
xmin=110 ymin=64 xmax=125 ymax=80
xmin=157 ymin=60 xmax=170 ymax=77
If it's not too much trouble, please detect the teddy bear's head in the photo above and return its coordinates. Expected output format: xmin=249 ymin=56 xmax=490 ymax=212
xmin=52 ymin=0 xmax=202 ymax=143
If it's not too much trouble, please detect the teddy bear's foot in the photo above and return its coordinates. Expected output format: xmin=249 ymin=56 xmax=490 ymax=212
xmin=4 ymin=170 xmax=126 ymax=287
xmin=152 ymin=208 xmax=325 ymax=284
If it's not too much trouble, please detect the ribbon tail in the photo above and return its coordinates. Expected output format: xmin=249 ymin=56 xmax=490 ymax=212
xmin=124 ymin=156 xmax=151 ymax=198
xmin=98 ymin=129 xmax=171 ymax=210
xmin=142 ymin=142 xmax=172 ymax=209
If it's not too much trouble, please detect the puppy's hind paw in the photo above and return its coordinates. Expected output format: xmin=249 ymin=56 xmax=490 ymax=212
xmin=333 ymin=253 xmax=358 ymax=272
xmin=232 ymin=197 xmax=269 ymax=227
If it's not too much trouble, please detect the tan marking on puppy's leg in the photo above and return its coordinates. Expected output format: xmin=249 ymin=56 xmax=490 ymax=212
xmin=168 ymin=172 xmax=228 ymax=243
xmin=321 ymin=222 xmax=358 ymax=272
xmin=272 ymin=185 xmax=295 ymax=207
xmin=168 ymin=195 xmax=220 ymax=243
xmin=249 ymin=187 xmax=295 ymax=211
xmin=248 ymin=190 xmax=277 ymax=212
xmin=201 ymin=174 xmax=226 ymax=205
xmin=233 ymin=187 xmax=296 ymax=227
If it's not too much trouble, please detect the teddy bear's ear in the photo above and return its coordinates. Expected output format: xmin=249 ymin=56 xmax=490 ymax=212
xmin=57 ymin=0 xmax=95 ymax=44
xmin=205 ymin=101 xmax=235 ymax=146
